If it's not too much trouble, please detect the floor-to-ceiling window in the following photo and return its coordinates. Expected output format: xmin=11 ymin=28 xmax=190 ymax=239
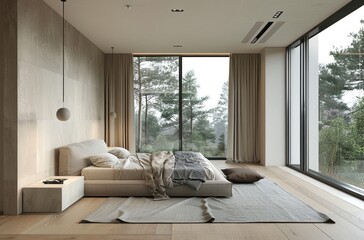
xmin=288 ymin=1 xmax=364 ymax=199
xmin=133 ymin=56 xmax=229 ymax=158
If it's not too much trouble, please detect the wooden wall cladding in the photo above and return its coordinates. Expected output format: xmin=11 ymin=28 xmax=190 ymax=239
xmin=12 ymin=0 xmax=105 ymax=214
xmin=0 ymin=0 xmax=18 ymax=215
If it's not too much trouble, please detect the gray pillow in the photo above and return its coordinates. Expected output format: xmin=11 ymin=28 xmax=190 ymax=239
xmin=222 ymin=167 xmax=264 ymax=183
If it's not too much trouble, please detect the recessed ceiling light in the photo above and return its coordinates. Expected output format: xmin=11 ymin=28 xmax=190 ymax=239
xmin=171 ymin=9 xmax=184 ymax=13
xmin=272 ymin=11 xmax=283 ymax=18
xmin=173 ymin=45 xmax=183 ymax=48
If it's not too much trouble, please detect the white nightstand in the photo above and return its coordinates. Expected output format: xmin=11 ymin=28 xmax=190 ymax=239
xmin=22 ymin=176 xmax=84 ymax=213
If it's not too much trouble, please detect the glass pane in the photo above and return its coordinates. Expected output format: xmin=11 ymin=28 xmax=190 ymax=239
xmin=133 ymin=56 xmax=179 ymax=152
xmin=182 ymin=57 xmax=229 ymax=157
xmin=289 ymin=45 xmax=302 ymax=169
xmin=308 ymin=36 xmax=320 ymax=172
xmin=309 ymin=6 xmax=364 ymax=190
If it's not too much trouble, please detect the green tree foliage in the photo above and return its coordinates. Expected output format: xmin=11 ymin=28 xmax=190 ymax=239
xmin=320 ymin=28 xmax=364 ymax=125
xmin=212 ymin=81 xmax=228 ymax=155
xmin=319 ymin=64 xmax=349 ymax=127
xmin=182 ymin=71 xmax=213 ymax=145
xmin=133 ymin=56 xmax=179 ymax=152
xmin=319 ymin=25 xmax=364 ymax=179
xmin=352 ymin=97 xmax=364 ymax=153
xmin=319 ymin=118 xmax=360 ymax=175
xmin=158 ymin=70 xmax=216 ymax=154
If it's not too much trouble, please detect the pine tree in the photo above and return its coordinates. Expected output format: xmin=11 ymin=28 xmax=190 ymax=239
xmin=158 ymin=70 xmax=216 ymax=153
xmin=320 ymin=28 xmax=364 ymax=126
xmin=213 ymin=81 xmax=228 ymax=151
xmin=133 ymin=56 xmax=179 ymax=152
xmin=319 ymin=24 xmax=364 ymax=176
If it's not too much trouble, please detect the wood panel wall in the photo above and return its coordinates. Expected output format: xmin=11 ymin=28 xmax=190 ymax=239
xmin=0 ymin=0 xmax=18 ymax=215
xmin=1 ymin=0 xmax=105 ymax=214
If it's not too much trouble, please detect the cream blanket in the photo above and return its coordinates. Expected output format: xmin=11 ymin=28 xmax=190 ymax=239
xmin=137 ymin=151 xmax=175 ymax=200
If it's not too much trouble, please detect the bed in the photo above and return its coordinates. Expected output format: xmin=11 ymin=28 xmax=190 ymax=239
xmin=58 ymin=139 xmax=232 ymax=197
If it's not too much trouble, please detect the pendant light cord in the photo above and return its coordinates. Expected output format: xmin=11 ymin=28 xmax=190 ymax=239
xmin=62 ymin=0 xmax=66 ymax=107
xmin=111 ymin=47 xmax=114 ymax=112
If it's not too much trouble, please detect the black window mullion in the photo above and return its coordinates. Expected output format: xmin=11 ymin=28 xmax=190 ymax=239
xmin=299 ymin=40 xmax=305 ymax=172
xmin=302 ymin=37 xmax=309 ymax=173
xmin=285 ymin=48 xmax=291 ymax=166
xmin=178 ymin=56 xmax=183 ymax=151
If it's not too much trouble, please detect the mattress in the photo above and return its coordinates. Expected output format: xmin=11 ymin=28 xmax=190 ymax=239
xmin=81 ymin=157 xmax=146 ymax=180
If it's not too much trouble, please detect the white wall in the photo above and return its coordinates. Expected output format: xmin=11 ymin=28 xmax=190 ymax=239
xmin=259 ymin=48 xmax=286 ymax=166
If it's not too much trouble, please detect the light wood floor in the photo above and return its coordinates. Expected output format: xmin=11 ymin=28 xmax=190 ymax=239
xmin=1 ymin=161 xmax=363 ymax=240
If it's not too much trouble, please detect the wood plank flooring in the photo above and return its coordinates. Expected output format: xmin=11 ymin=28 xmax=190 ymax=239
xmin=0 ymin=161 xmax=363 ymax=240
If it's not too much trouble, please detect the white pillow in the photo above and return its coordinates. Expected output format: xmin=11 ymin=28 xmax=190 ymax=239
xmin=89 ymin=153 xmax=119 ymax=168
xmin=108 ymin=147 xmax=131 ymax=159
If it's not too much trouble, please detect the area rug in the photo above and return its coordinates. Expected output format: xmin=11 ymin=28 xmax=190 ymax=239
xmin=81 ymin=179 xmax=334 ymax=223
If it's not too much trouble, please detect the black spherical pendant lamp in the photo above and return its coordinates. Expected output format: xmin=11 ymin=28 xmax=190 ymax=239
xmin=56 ymin=0 xmax=71 ymax=121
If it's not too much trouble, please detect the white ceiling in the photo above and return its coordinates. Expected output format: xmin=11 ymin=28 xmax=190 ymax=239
xmin=43 ymin=0 xmax=351 ymax=54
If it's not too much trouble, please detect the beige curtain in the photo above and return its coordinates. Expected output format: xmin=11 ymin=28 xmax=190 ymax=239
xmin=227 ymin=54 xmax=260 ymax=163
xmin=105 ymin=53 xmax=135 ymax=153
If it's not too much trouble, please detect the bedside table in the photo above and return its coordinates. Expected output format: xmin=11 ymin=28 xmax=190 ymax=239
xmin=23 ymin=176 xmax=84 ymax=213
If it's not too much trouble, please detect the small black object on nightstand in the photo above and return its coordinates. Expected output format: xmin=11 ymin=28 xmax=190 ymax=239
xmin=42 ymin=178 xmax=67 ymax=184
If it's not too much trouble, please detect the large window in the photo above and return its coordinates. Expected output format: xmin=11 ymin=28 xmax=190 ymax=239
xmin=133 ymin=56 xmax=229 ymax=158
xmin=287 ymin=2 xmax=364 ymax=199
xmin=310 ymin=5 xmax=364 ymax=190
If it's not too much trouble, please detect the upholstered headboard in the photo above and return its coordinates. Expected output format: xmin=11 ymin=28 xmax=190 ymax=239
xmin=58 ymin=139 xmax=108 ymax=176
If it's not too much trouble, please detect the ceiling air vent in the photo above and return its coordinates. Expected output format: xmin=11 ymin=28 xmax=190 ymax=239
xmin=241 ymin=22 xmax=264 ymax=43
xmin=242 ymin=21 xmax=285 ymax=44
xmin=259 ymin=21 xmax=284 ymax=43
xmin=251 ymin=22 xmax=273 ymax=43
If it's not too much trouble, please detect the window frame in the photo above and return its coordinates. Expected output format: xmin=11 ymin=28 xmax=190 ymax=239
xmin=286 ymin=0 xmax=364 ymax=200
xmin=133 ymin=54 xmax=229 ymax=160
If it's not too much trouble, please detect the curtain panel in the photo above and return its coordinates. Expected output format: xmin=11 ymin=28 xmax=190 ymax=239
xmin=105 ymin=53 xmax=135 ymax=153
xmin=227 ymin=53 xmax=260 ymax=163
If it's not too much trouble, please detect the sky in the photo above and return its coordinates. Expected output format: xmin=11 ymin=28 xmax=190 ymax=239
xmin=318 ymin=5 xmax=364 ymax=65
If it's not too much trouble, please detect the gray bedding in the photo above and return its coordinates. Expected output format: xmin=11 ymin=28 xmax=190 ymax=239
xmin=173 ymin=151 xmax=209 ymax=190
xmin=137 ymin=151 xmax=214 ymax=200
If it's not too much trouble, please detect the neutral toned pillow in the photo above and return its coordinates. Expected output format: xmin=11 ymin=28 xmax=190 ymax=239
xmin=222 ymin=167 xmax=264 ymax=183
xmin=89 ymin=153 xmax=119 ymax=168
xmin=108 ymin=147 xmax=131 ymax=159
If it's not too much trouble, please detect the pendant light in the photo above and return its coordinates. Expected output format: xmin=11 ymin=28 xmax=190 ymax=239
xmin=56 ymin=0 xmax=71 ymax=121
xmin=109 ymin=47 xmax=117 ymax=119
